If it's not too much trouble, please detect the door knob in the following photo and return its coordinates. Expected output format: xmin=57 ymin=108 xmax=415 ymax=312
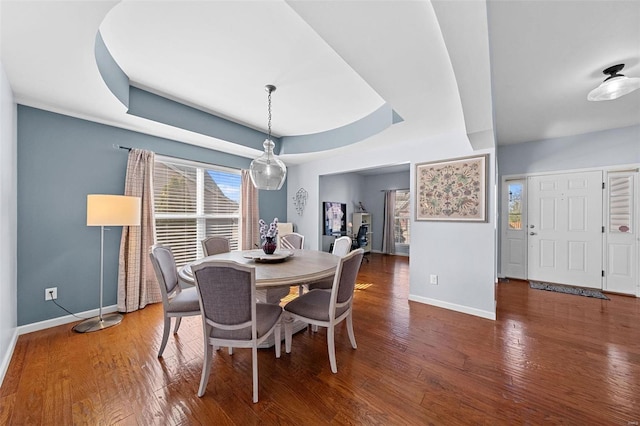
xmin=530 ymin=232 xmax=537 ymax=236
xmin=529 ymin=225 xmax=535 ymax=228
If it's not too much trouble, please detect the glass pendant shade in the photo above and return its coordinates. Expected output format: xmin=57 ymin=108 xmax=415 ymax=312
xmin=249 ymin=139 xmax=287 ymax=190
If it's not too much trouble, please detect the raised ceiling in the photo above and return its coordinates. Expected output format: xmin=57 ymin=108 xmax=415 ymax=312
xmin=1 ymin=0 xmax=639 ymax=162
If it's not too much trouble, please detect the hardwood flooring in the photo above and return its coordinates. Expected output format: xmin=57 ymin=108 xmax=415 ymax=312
xmin=1 ymin=254 xmax=639 ymax=424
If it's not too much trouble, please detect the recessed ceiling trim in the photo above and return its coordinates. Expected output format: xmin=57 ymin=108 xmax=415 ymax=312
xmin=95 ymin=29 xmax=402 ymax=156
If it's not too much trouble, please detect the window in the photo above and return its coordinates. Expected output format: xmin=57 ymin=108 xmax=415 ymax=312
xmin=153 ymin=156 xmax=241 ymax=266
xmin=394 ymin=189 xmax=410 ymax=245
xmin=508 ymin=182 xmax=523 ymax=230
xmin=609 ymin=173 xmax=634 ymax=233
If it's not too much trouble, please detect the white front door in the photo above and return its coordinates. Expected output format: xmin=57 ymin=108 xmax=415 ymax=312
xmin=502 ymin=179 xmax=527 ymax=279
xmin=604 ymin=171 xmax=638 ymax=295
xmin=528 ymin=171 xmax=603 ymax=288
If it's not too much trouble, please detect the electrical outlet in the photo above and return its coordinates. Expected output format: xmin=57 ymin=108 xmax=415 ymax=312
xmin=45 ymin=287 xmax=57 ymax=301
xmin=429 ymin=274 xmax=438 ymax=285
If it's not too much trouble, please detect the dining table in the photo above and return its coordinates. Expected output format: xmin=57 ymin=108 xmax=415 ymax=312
xmin=179 ymin=248 xmax=339 ymax=290
xmin=179 ymin=248 xmax=339 ymax=347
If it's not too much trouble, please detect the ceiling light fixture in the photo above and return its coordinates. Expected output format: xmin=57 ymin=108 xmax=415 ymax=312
xmin=249 ymin=84 xmax=287 ymax=190
xmin=588 ymin=64 xmax=640 ymax=101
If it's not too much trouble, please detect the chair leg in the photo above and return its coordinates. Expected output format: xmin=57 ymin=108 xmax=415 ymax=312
xmin=274 ymin=321 xmax=281 ymax=358
xmin=173 ymin=317 xmax=182 ymax=334
xmin=228 ymin=347 xmax=233 ymax=355
xmin=252 ymin=344 xmax=259 ymax=403
xmin=327 ymin=325 xmax=337 ymax=373
xmin=158 ymin=316 xmax=171 ymax=357
xmin=197 ymin=337 xmax=214 ymax=397
xmin=284 ymin=315 xmax=293 ymax=354
xmin=346 ymin=312 xmax=357 ymax=349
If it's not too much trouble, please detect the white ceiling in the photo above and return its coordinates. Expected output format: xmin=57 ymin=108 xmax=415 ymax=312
xmin=1 ymin=0 xmax=639 ymax=164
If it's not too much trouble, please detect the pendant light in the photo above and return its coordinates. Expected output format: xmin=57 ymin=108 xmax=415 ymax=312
xmin=249 ymin=85 xmax=287 ymax=190
xmin=588 ymin=64 xmax=640 ymax=101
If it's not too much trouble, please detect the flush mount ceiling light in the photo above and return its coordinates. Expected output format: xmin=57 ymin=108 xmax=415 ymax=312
xmin=588 ymin=64 xmax=640 ymax=101
xmin=249 ymin=84 xmax=287 ymax=190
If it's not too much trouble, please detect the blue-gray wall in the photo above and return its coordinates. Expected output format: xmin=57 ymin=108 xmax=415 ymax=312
xmin=497 ymin=125 xmax=640 ymax=176
xmin=17 ymin=106 xmax=286 ymax=326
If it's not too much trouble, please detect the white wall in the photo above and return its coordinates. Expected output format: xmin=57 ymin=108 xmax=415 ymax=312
xmin=0 ymin=61 xmax=18 ymax=386
xmin=287 ymin=130 xmax=496 ymax=320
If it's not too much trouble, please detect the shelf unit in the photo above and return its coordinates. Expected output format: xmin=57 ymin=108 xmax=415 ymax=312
xmin=352 ymin=212 xmax=372 ymax=253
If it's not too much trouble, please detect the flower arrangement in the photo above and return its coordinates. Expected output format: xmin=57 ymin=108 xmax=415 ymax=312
xmin=259 ymin=217 xmax=279 ymax=241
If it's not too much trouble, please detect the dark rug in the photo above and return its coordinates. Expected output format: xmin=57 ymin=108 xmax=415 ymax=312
xmin=529 ymin=281 xmax=609 ymax=300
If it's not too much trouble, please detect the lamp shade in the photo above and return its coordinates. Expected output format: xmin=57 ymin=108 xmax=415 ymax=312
xmin=87 ymin=194 xmax=141 ymax=226
xmin=587 ymin=75 xmax=640 ymax=101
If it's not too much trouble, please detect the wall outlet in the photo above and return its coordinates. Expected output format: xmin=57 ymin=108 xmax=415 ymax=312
xmin=45 ymin=287 xmax=57 ymax=301
xmin=429 ymin=274 xmax=438 ymax=285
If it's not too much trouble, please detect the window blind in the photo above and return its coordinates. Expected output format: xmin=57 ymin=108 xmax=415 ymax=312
xmin=609 ymin=173 xmax=634 ymax=233
xmin=154 ymin=158 xmax=241 ymax=266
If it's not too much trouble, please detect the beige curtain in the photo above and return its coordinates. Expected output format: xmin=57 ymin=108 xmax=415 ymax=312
xmin=117 ymin=149 xmax=160 ymax=312
xmin=241 ymin=170 xmax=260 ymax=250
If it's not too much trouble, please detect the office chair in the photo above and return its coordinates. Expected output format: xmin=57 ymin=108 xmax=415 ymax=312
xmin=356 ymin=225 xmax=369 ymax=263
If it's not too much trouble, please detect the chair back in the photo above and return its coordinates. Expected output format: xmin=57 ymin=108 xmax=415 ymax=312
xmin=149 ymin=244 xmax=180 ymax=303
xmin=191 ymin=260 xmax=256 ymax=336
xmin=280 ymin=232 xmax=304 ymax=250
xmin=201 ymin=236 xmax=231 ymax=257
xmin=331 ymin=248 xmax=364 ymax=308
xmin=332 ymin=236 xmax=352 ymax=257
xmin=356 ymin=225 xmax=368 ymax=248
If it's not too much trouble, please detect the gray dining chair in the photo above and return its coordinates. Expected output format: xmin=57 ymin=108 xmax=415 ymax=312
xmin=149 ymin=244 xmax=201 ymax=357
xmin=284 ymin=248 xmax=364 ymax=373
xmin=201 ymin=236 xmax=230 ymax=256
xmin=280 ymin=232 xmax=304 ymax=250
xmin=192 ymin=259 xmax=283 ymax=403
xmin=305 ymin=235 xmax=352 ymax=292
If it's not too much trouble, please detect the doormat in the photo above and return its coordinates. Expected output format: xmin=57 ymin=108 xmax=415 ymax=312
xmin=529 ymin=281 xmax=609 ymax=300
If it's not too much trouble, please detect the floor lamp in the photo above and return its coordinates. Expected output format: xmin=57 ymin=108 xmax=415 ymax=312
xmin=73 ymin=194 xmax=141 ymax=333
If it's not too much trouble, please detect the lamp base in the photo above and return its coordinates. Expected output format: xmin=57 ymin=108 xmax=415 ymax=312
xmin=72 ymin=313 xmax=123 ymax=333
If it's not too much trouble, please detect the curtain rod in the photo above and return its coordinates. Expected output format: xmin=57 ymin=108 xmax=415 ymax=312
xmin=380 ymin=188 xmax=409 ymax=192
xmin=113 ymin=144 xmax=243 ymax=172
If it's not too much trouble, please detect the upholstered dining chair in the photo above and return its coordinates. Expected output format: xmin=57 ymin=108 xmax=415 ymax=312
xmin=191 ymin=259 xmax=283 ymax=403
xmin=280 ymin=232 xmax=304 ymax=250
xmin=284 ymin=248 xmax=364 ymax=373
xmin=149 ymin=244 xmax=201 ymax=358
xmin=305 ymin=236 xmax=352 ymax=292
xmin=201 ymin=236 xmax=230 ymax=257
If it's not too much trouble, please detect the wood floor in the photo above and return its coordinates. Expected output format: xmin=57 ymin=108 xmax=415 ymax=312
xmin=1 ymin=253 xmax=639 ymax=424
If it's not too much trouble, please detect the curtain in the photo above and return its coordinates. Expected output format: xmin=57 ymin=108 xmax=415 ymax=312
xmin=117 ymin=149 xmax=160 ymax=312
xmin=381 ymin=190 xmax=396 ymax=254
xmin=241 ymin=170 xmax=260 ymax=250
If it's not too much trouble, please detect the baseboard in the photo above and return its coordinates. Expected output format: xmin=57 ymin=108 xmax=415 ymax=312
xmin=0 ymin=328 xmax=19 ymax=388
xmin=17 ymin=304 xmax=119 ymax=335
xmin=407 ymin=294 xmax=496 ymax=321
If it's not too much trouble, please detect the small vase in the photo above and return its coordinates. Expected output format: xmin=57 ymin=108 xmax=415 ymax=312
xmin=262 ymin=236 xmax=277 ymax=255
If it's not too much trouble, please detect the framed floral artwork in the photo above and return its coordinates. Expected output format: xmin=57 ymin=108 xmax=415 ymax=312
xmin=415 ymin=154 xmax=488 ymax=222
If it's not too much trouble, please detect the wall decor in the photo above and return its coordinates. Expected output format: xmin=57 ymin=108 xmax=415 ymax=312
xmin=323 ymin=201 xmax=347 ymax=235
xmin=415 ymin=154 xmax=488 ymax=222
xmin=293 ymin=187 xmax=308 ymax=215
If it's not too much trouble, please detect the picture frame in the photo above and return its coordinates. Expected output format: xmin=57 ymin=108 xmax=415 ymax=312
xmin=415 ymin=154 xmax=488 ymax=222
xmin=323 ymin=202 xmax=347 ymax=235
